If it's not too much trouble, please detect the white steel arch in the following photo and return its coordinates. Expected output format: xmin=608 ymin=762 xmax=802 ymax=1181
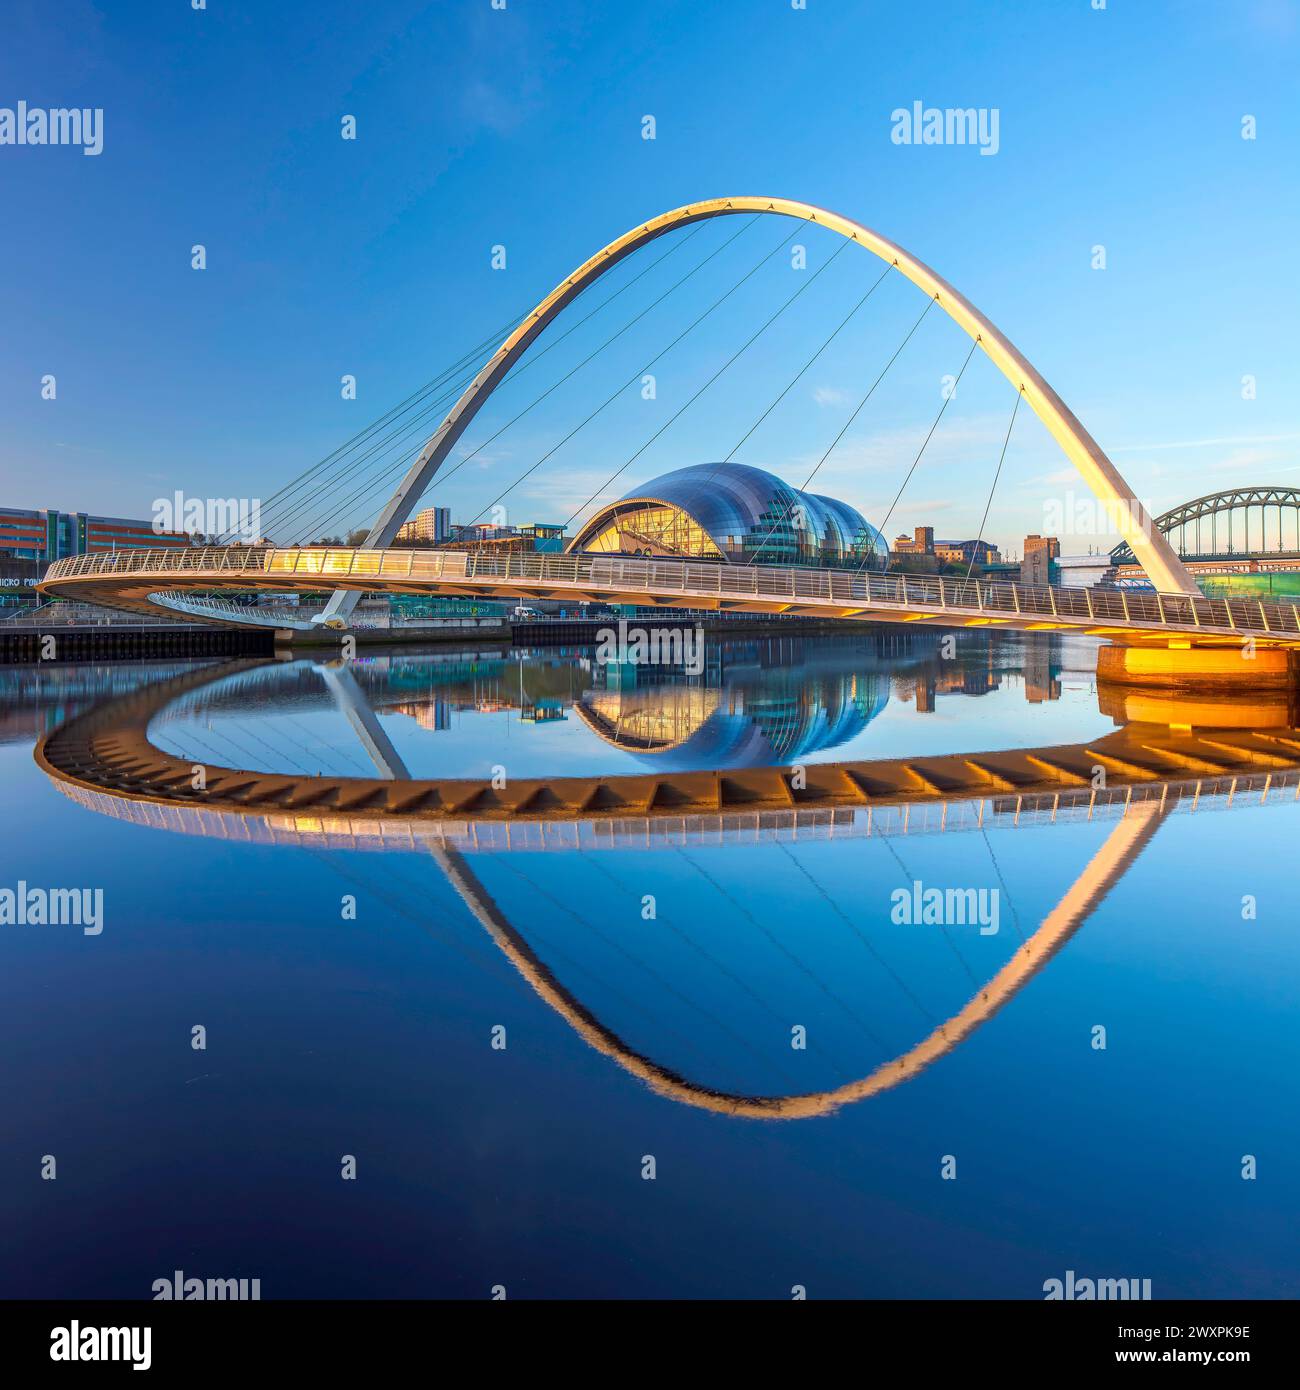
xmin=314 ymin=195 xmax=1198 ymax=624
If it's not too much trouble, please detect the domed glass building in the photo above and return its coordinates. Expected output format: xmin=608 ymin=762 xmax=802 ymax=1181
xmin=565 ymin=462 xmax=888 ymax=569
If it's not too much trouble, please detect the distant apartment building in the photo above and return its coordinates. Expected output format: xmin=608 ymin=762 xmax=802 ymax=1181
xmin=1021 ymin=534 xmax=1061 ymax=587
xmin=0 ymin=506 xmax=195 ymax=607
xmin=392 ymin=510 xmax=568 ymax=554
xmin=395 ymin=505 xmax=451 ymax=544
xmin=441 ymin=521 xmax=569 ymax=555
xmin=0 ymin=507 xmax=194 ymax=565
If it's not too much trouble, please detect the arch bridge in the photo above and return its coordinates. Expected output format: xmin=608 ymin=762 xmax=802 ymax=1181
xmin=42 ymin=195 xmax=1229 ymax=648
xmin=1111 ymin=487 xmax=1300 ymax=568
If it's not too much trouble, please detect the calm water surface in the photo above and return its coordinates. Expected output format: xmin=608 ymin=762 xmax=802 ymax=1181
xmin=2 ymin=628 xmax=1297 ymax=1298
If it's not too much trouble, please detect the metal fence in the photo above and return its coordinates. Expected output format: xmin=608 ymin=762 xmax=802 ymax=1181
xmin=0 ymin=599 xmax=185 ymax=628
xmin=43 ymin=543 xmax=1300 ymax=639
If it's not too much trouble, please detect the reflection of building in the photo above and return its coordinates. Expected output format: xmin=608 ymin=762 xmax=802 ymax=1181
xmin=522 ymin=700 xmax=566 ymax=724
xmin=956 ymin=642 xmax=1006 ymax=695
xmin=567 ymin=462 xmax=888 ymax=569
xmin=580 ymin=687 xmax=722 ymax=751
xmin=581 ymin=657 xmax=892 ymax=768
xmin=1023 ymin=636 xmax=1062 ymax=703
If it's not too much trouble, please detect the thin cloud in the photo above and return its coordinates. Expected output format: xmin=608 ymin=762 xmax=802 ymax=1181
xmin=1110 ymin=432 xmax=1300 ymax=453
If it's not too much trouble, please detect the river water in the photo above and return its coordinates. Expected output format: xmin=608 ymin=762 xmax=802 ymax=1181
xmin=2 ymin=627 xmax=1296 ymax=1298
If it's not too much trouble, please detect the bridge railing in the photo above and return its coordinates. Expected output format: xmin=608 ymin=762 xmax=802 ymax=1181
xmin=41 ymin=544 xmax=1300 ymax=639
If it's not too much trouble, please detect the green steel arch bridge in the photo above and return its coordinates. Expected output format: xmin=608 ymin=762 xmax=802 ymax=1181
xmin=1111 ymin=487 xmax=1300 ymax=577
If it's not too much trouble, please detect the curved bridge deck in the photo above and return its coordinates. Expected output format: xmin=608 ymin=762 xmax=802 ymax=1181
xmin=40 ymin=544 xmax=1300 ymax=646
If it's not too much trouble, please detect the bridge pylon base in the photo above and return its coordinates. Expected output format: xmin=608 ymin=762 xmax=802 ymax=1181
xmin=1097 ymin=641 xmax=1299 ymax=691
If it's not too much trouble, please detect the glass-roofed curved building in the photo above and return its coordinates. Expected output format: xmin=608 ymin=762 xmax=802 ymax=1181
xmin=566 ymin=462 xmax=888 ymax=570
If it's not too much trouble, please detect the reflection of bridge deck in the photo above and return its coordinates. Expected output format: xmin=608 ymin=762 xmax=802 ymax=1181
xmin=39 ymin=545 xmax=1300 ymax=646
xmin=36 ymin=660 xmax=1300 ymax=846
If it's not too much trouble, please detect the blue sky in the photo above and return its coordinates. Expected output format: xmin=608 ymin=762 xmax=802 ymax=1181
xmin=1 ymin=0 xmax=1297 ymax=555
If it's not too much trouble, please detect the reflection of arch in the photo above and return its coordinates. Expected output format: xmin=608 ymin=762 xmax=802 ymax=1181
xmin=35 ymin=663 xmax=1300 ymax=1114
xmin=315 ymin=194 xmax=1197 ymax=625
xmin=433 ymin=802 xmax=1166 ymax=1118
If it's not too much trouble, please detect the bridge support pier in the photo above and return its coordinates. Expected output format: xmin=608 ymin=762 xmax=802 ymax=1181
xmin=1097 ymin=641 xmax=1300 ymax=691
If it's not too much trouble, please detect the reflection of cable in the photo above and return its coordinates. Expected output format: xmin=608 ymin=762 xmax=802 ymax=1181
xmin=472 ymin=858 xmax=704 ymax=1059
xmin=147 ymin=725 xmax=522 ymax=987
xmin=773 ymin=841 xmax=933 ymax=1022
xmin=320 ymin=852 xmax=523 ymax=989
xmin=282 ymin=714 xmax=371 ymax=778
xmin=154 ymin=726 xmax=243 ymax=772
xmin=875 ymin=832 xmax=982 ymax=986
xmin=218 ymin=719 xmax=319 ymax=780
xmin=578 ymin=851 xmax=811 ymax=1083
xmin=879 ymin=832 xmax=915 ymax=883
xmin=490 ymin=854 xmax=780 ymax=1072
xmin=676 ymin=848 xmax=889 ymax=1054
xmin=981 ymin=827 xmax=1024 ymax=944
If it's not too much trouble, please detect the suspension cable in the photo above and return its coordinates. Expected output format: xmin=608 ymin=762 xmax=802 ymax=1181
xmin=727 ymin=261 xmax=895 ymax=462
xmin=860 ymin=333 xmax=981 ymax=574
xmin=749 ymin=290 xmax=936 ymax=565
xmin=258 ymin=221 xmax=717 ymax=542
xmin=962 ymin=384 xmax=1023 ymax=594
xmin=292 ymin=216 xmax=763 ymax=544
xmin=263 ymin=350 xmax=501 ymax=542
xmin=560 ymin=237 xmax=851 ymax=534
xmin=459 ymin=220 xmax=800 ymax=532
xmin=247 ymin=220 xmax=708 ymax=544
xmin=217 ymin=316 xmax=525 ymax=542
